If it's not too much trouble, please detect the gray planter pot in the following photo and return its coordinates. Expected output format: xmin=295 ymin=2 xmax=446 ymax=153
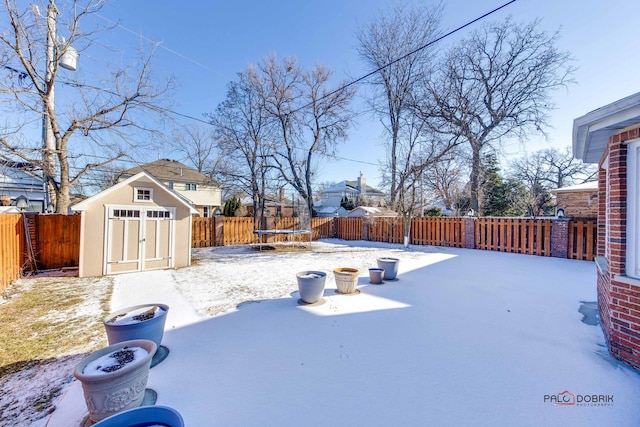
xmin=74 ymin=339 xmax=157 ymax=423
xmin=368 ymin=268 xmax=385 ymax=284
xmin=296 ymin=271 xmax=326 ymax=304
xmin=104 ymin=304 xmax=169 ymax=348
xmin=377 ymin=257 xmax=400 ymax=280
xmin=92 ymin=405 xmax=184 ymax=427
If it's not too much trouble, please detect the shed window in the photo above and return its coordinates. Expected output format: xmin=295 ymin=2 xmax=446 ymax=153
xmin=134 ymin=187 xmax=153 ymax=202
xmin=627 ymin=139 xmax=640 ymax=279
xmin=147 ymin=210 xmax=171 ymax=219
xmin=112 ymin=209 xmax=140 ymax=218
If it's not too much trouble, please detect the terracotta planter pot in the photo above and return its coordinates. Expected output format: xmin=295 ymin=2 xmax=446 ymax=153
xmin=296 ymin=271 xmax=326 ymax=304
xmin=377 ymin=257 xmax=400 ymax=280
xmin=74 ymin=339 xmax=157 ymax=423
xmin=368 ymin=268 xmax=385 ymax=284
xmin=333 ymin=267 xmax=360 ymax=294
xmin=92 ymin=405 xmax=184 ymax=427
xmin=104 ymin=304 xmax=169 ymax=348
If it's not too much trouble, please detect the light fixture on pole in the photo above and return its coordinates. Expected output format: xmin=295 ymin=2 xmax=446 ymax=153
xmin=15 ymin=195 xmax=29 ymax=211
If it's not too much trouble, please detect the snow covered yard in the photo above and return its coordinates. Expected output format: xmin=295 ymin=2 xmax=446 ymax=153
xmin=5 ymin=239 xmax=640 ymax=426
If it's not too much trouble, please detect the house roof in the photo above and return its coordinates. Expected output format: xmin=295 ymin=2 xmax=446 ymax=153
xmin=119 ymin=159 xmax=215 ymax=185
xmin=573 ymin=92 xmax=640 ymax=163
xmin=322 ymin=180 xmax=385 ymax=196
xmin=550 ymin=181 xmax=598 ymax=194
xmin=347 ymin=206 xmax=398 ymax=217
xmin=72 ymin=171 xmax=199 ymax=214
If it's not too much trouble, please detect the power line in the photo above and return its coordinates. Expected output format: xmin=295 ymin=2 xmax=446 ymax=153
xmin=95 ymin=13 xmax=212 ymax=71
xmin=62 ymin=1 xmax=517 ymax=173
xmin=293 ymin=0 xmax=518 ymax=114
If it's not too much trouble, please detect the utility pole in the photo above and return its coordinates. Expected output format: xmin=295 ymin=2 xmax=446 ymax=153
xmin=43 ymin=0 xmax=58 ymax=210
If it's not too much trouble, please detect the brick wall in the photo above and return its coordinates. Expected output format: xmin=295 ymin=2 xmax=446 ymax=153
xmin=555 ymin=191 xmax=598 ymax=217
xmin=550 ymin=218 xmax=569 ymax=258
xmin=598 ymin=128 xmax=640 ymax=370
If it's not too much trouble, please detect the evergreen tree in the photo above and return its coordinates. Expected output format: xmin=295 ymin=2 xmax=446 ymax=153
xmin=480 ymin=154 xmax=524 ymax=217
xmin=223 ymin=196 xmax=242 ymax=217
xmin=340 ymin=196 xmax=355 ymax=210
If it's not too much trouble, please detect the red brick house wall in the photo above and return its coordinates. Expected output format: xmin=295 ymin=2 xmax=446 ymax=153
xmin=597 ymin=128 xmax=640 ymax=369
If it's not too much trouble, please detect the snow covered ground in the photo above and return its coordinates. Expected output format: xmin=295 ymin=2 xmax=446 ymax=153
xmin=32 ymin=240 xmax=640 ymax=426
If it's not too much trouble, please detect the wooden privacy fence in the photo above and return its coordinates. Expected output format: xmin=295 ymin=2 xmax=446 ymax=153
xmin=30 ymin=213 xmax=81 ymax=270
xmin=568 ymin=218 xmax=597 ymax=261
xmin=367 ymin=217 xmax=404 ymax=243
xmin=475 ymin=217 xmax=552 ymax=256
xmin=0 ymin=213 xmax=599 ymax=290
xmin=191 ymin=216 xmax=597 ymax=261
xmin=0 ymin=213 xmax=80 ymax=291
xmin=411 ymin=217 xmax=464 ymax=247
xmin=0 ymin=214 xmax=24 ymax=291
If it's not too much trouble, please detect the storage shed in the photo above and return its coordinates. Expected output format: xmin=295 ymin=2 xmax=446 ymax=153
xmin=72 ymin=171 xmax=198 ymax=277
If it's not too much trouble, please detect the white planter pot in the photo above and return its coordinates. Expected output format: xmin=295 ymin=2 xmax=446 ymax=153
xmin=74 ymin=339 xmax=157 ymax=422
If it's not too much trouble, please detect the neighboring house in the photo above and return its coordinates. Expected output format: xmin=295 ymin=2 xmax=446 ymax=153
xmin=242 ymin=189 xmax=297 ymax=217
xmin=572 ymin=91 xmax=640 ymax=370
xmin=119 ymin=159 xmax=222 ymax=217
xmin=72 ymin=171 xmax=198 ymax=277
xmin=347 ymin=206 xmax=398 ymax=218
xmin=316 ymin=206 xmax=349 ymax=218
xmin=317 ymin=174 xmax=386 ymax=209
xmin=550 ymin=181 xmax=598 ymax=218
xmin=0 ymin=156 xmax=49 ymax=212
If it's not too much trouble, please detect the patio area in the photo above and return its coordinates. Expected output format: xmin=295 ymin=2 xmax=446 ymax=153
xmin=45 ymin=241 xmax=640 ymax=426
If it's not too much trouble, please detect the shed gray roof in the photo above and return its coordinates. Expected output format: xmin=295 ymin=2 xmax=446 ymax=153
xmin=120 ymin=159 xmax=215 ymax=185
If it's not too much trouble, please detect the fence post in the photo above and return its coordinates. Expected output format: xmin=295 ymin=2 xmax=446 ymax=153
xmin=462 ymin=217 xmax=476 ymax=249
xmin=214 ymin=216 xmax=224 ymax=246
xmin=550 ymin=217 xmax=570 ymax=258
xmin=363 ymin=218 xmax=369 ymax=241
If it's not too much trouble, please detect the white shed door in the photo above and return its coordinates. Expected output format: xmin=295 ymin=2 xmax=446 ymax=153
xmin=105 ymin=207 xmax=174 ymax=275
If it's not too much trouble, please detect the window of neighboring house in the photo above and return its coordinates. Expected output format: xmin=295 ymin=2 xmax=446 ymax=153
xmin=203 ymin=206 xmax=211 ymax=217
xmin=134 ymin=187 xmax=153 ymax=202
xmin=168 ymin=181 xmax=174 ymax=190
xmin=185 ymin=183 xmax=197 ymax=191
xmin=627 ymin=139 xmax=640 ymax=279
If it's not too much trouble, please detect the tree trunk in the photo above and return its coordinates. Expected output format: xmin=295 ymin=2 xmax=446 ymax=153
xmin=469 ymin=145 xmax=482 ymax=214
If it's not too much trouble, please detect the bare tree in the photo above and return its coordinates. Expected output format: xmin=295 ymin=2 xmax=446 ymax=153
xmin=258 ymin=54 xmax=356 ymax=222
xmin=422 ymin=148 xmax=469 ymax=213
xmin=507 ymin=146 xmax=597 ymax=216
xmin=424 ymin=17 xmax=575 ymax=213
xmin=357 ymin=1 xmax=443 ymax=209
xmin=209 ymin=66 xmax=274 ymax=227
xmin=171 ymin=124 xmax=217 ymax=175
xmin=0 ymin=0 xmax=174 ymax=213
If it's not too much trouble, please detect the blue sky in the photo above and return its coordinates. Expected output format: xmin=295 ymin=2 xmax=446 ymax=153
xmin=82 ymin=0 xmax=640 ymax=187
